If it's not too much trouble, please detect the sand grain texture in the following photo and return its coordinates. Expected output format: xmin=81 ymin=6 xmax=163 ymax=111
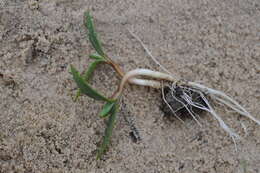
xmin=0 ymin=0 xmax=259 ymax=172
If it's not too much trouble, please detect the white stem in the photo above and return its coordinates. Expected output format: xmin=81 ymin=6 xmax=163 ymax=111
xmin=114 ymin=69 xmax=176 ymax=98
xmin=127 ymin=69 xmax=175 ymax=81
xmin=129 ymin=78 xmax=161 ymax=88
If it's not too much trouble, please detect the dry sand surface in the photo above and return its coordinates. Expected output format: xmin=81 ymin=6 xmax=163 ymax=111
xmin=0 ymin=0 xmax=260 ymax=172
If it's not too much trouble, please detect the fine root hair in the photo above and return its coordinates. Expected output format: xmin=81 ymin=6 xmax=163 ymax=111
xmin=128 ymin=30 xmax=260 ymax=141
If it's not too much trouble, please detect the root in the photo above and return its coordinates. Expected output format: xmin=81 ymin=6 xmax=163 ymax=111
xmin=165 ymin=83 xmax=240 ymax=139
xmin=114 ymin=67 xmax=259 ymax=139
xmin=161 ymin=85 xmax=185 ymax=124
xmin=169 ymin=87 xmax=202 ymax=127
xmin=128 ymin=29 xmax=176 ymax=76
xmin=199 ymin=91 xmax=240 ymax=139
xmin=188 ymin=82 xmax=260 ymax=126
xmin=126 ymin=29 xmax=259 ymax=141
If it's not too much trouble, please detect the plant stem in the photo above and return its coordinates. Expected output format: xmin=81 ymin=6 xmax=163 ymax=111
xmin=112 ymin=69 xmax=179 ymax=99
xmin=105 ymin=60 xmax=125 ymax=78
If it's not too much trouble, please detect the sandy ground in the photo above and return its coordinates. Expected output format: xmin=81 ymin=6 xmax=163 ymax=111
xmin=0 ymin=0 xmax=260 ymax=172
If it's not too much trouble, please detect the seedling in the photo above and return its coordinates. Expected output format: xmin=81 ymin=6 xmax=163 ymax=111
xmin=71 ymin=12 xmax=260 ymax=159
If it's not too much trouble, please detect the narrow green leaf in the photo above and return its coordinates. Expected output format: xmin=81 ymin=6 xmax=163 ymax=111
xmin=100 ymin=102 xmax=116 ymax=118
xmin=83 ymin=59 xmax=104 ymax=81
xmin=85 ymin=12 xmax=105 ymax=56
xmin=97 ymin=103 xmax=118 ymax=159
xmin=74 ymin=59 xmax=105 ymax=101
xmin=70 ymin=65 xmax=110 ymax=102
xmin=89 ymin=53 xmax=105 ymax=60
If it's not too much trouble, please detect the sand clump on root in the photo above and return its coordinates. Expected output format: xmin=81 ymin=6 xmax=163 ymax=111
xmin=161 ymin=85 xmax=208 ymax=121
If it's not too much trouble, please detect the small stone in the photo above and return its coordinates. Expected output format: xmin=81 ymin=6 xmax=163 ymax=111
xmin=21 ymin=42 xmax=34 ymax=65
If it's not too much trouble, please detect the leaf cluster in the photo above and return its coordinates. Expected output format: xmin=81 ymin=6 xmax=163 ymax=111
xmin=70 ymin=12 xmax=119 ymax=159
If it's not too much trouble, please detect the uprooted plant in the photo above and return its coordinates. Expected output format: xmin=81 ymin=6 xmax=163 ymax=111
xmin=70 ymin=12 xmax=260 ymax=159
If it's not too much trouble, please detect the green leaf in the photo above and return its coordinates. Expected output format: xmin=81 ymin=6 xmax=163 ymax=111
xmin=89 ymin=53 xmax=105 ymax=60
xmin=70 ymin=65 xmax=110 ymax=102
xmin=97 ymin=103 xmax=118 ymax=159
xmin=74 ymin=59 xmax=105 ymax=101
xmin=83 ymin=59 xmax=104 ymax=81
xmin=100 ymin=102 xmax=116 ymax=118
xmin=85 ymin=12 xmax=105 ymax=57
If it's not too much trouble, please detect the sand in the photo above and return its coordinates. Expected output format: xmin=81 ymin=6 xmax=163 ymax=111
xmin=0 ymin=0 xmax=259 ymax=172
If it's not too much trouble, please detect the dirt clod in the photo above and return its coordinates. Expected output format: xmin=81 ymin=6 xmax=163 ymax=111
xmin=161 ymin=86 xmax=207 ymax=119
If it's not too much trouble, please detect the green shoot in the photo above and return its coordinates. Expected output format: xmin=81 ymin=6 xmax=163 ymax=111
xmin=89 ymin=53 xmax=105 ymax=60
xmin=100 ymin=101 xmax=116 ymax=118
xmin=97 ymin=102 xmax=118 ymax=159
xmin=74 ymin=13 xmax=110 ymax=101
xmin=82 ymin=60 xmax=105 ymax=81
xmin=70 ymin=65 xmax=111 ymax=102
xmin=74 ymin=59 xmax=105 ymax=101
xmin=71 ymin=12 xmax=121 ymax=159
xmin=84 ymin=11 xmax=105 ymax=57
